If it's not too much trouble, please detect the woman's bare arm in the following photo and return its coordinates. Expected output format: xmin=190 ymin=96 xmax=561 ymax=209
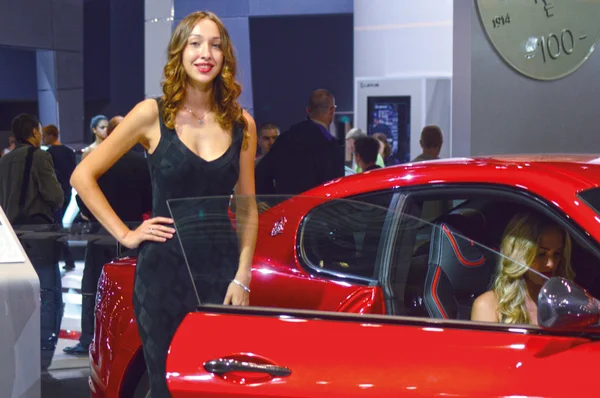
xmin=70 ymin=99 xmax=173 ymax=247
xmin=471 ymin=290 xmax=500 ymax=323
xmin=224 ymin=110 xmax=258 ymax=305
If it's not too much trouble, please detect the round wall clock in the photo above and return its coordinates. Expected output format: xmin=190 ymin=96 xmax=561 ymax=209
xmin=476 ymin=0 xmax=600 ymax=80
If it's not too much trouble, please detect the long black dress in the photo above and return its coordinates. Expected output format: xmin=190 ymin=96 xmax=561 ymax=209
xmin=133 ymin=99 xmax=242 ymax=397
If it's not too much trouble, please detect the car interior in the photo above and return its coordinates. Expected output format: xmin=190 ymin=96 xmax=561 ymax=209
xmin=391 ymin=195 xmax=600 ymax=321
xmin=298 ymin=189 xmax=600 ymax=324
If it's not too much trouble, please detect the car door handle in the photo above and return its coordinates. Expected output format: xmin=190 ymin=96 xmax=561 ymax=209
xmin=204 ymin=358 xmax=292 ymax=377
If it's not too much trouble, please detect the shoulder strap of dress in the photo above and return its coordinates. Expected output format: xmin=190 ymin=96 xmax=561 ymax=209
xmin=154 ymin=97 xmax=173 ymax=140
xmin=234 ymin=122 xmax=245 ymax=148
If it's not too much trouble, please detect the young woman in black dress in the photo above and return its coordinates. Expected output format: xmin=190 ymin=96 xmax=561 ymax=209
xmin=71 ymin=11 xmax=258 ymax=397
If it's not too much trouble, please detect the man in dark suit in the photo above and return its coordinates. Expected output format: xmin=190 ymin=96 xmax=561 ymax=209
xmin=255 ymin=89 xmax=344 ymax=197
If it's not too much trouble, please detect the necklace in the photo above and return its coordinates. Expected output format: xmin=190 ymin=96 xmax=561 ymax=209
xmin=183 ymin=104 xmax=210 ymax=125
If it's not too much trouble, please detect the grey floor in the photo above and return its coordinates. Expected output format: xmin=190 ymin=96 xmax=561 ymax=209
xmin=41 ymin=367 xmax=90 ymax=398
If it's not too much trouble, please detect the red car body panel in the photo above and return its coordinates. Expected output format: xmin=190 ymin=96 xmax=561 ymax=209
xmin=167 ymin=309 xmax=600 ymax=397
xmin=89 ymin=258 xmax=142 ymax=397
xmin=90 ymin=155 xmax=600 ymax=396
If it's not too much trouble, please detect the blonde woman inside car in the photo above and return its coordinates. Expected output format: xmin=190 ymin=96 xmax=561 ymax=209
xmin=471 ymin=213 xmax=575 ymax=325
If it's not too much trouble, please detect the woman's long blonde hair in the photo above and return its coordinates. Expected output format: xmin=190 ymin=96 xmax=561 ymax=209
xmin=161 ymin=11 xmax=249 ymax=148
xmin=493 ymin=213 xmax=574 ymax=324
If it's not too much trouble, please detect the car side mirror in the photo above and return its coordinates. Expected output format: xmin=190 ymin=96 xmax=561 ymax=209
xmin=538 ymin=277 xmax=600 ymax=330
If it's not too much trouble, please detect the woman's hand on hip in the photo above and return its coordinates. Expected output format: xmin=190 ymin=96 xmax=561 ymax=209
xmin=120 ymin=217 xmax=176 ymax=248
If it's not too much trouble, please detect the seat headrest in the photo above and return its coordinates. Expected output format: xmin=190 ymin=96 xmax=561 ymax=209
xmin=440 ymin=209 xmax=488 ymax=246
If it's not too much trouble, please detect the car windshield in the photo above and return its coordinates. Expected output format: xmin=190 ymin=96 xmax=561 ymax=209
xmin=165 ymin=193 xmax=589 ymax=326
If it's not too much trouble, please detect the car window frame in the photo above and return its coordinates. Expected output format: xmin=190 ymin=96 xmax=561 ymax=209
xmin=383 ymin=182 xmax=600 ymax=330
xmin=296 ymin=189 xmax=401 ymax=286
xmin=577 ymin=187 xmax=600 ymax=220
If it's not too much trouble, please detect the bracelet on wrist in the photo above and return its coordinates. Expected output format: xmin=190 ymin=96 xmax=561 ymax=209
xmin=232 ymin=279 xmax=251 ymax=293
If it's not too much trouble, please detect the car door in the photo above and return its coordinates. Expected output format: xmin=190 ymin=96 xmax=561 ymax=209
xmin=166 ymin=189 xmax=600 ymax=397
xmin=166 ymin=305 xmax=600 ymax=398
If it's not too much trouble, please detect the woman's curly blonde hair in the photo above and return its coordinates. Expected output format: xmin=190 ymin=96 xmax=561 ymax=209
xmin=493 ymin=213 xmax=574 ymax=324
xmin=161 ymin=11 xmax=249 ymax=148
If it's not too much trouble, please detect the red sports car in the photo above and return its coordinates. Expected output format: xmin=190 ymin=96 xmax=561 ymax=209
xmin=90 ymin=155 xmax=600 ymax=397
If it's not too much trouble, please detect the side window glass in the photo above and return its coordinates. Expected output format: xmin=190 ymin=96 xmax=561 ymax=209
xmin=394 ymin=195 xmax=600 ymax=328
xmin=300 ymin=191 xmax=394 ymax=280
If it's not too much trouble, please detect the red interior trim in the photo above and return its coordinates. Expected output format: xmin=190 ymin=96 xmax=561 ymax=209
xmin=442 ymin=224 xmax=485 ymax=267
xmin=431 ymin=266 xmax=448 ymax=319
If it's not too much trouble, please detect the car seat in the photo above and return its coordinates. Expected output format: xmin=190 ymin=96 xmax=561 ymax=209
xmin=423 ymin=210 xmax=496 ymax=320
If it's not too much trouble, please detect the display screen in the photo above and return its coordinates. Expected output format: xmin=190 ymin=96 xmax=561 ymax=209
xmin=367 ymin=96 xmax=411 ymax=163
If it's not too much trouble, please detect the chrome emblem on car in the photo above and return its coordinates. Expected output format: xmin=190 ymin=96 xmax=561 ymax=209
xmin=271 ymin=217 xmax=287 ymax=236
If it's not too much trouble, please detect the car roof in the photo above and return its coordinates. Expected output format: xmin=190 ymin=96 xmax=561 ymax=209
xmin=308 ymin=154 xmax=600 ymax=198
